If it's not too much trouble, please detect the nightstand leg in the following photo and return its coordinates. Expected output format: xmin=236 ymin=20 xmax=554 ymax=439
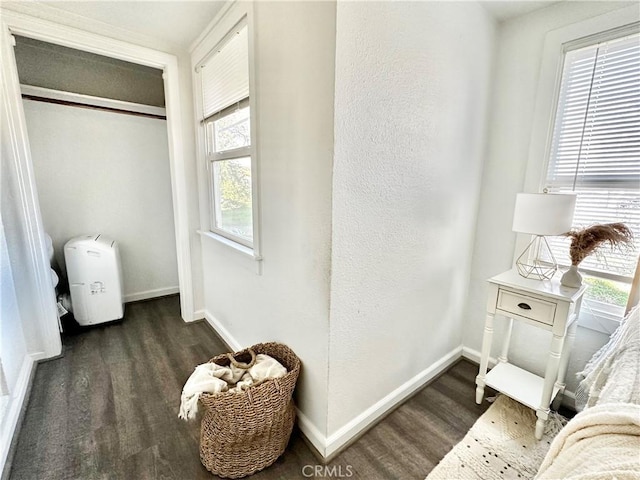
xmin=537 ymin=333 xmax=565 ymax=440
xmin=553 ymin=319 xmax=578 ymax=410
xmin=475 ymin=312 xmax=494 ymax=404
xmin=535 ymin=413 xmax=547 ymax=440
xmin=498 ymin=317 xmax=513 ymax=363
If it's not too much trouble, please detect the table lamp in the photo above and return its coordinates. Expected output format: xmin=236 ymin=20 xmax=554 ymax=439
xmin=512 ymin=192 xmax=577 ymax=280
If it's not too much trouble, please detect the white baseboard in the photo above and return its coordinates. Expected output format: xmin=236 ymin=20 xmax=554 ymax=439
xmin=461 ymin=346 xmax=497 ymax=368
xmin=562 ymin=389 xmax=576 ymax=410
xmin=27 ymin=351 xmax=47 ymax=362
xmin=189 ymin=309 xmax=206 ymax=322
xmin=202 ymin=310 xmax=243 ymax=351
xmin=198 ymin=317 xmax=468 ymax=459
xmin=124 ymin=286 xmax=179 ymax=303
xmin=296 ymin=408 xmax=326 ymax=458
xmin=0 ymin=355 xmax=34 ymax=474
xmin=323 ymin=345 xmax=463 ymax=458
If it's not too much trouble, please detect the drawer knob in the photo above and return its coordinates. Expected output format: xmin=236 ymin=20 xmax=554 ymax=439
xmin=518 ymin=302 xmax=532 ymax=310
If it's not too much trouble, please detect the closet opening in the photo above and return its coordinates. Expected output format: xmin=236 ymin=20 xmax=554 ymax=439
xmin=13 ymin=35 xmax=180 ymax=332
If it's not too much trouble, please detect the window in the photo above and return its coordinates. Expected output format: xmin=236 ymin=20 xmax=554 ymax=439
xmin=199 ymin=21 xmax=254 ymax=247
xmin=545 ymin=30 xmax=640 ymax=319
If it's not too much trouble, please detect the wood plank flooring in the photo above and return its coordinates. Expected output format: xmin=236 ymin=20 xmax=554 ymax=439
xmin=7 ymin=295 xmax=490 ymax=480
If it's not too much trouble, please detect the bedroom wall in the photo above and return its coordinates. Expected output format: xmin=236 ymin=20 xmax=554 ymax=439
xmin=328 ymin=0 xmax=495 ymax=440
xmin=463 ymin=1 xmax=638 ymax=396
xmin=23 ymin=99 xmax=179 ymax=302
xmin=198 ymin=1 xmax=336 ymax=437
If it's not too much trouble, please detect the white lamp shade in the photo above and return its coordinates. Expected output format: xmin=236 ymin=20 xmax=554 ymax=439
xmin=512 ymin=193 xmax=576 ymax=235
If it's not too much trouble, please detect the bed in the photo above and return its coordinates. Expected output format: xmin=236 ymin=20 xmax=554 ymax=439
xmin=535 ymin=306 xmax=640 ymax=479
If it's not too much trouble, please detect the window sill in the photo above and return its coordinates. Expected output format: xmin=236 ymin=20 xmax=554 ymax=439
xmin=577 ymin=299 xmax=624 ymax=335
xmin=197 ymin=230 xmax=262 ymax=275
xmin=577 ymin=311 xmax=621 ymax=335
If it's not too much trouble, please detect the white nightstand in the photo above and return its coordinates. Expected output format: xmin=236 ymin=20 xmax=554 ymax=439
xmin=475 ymin=269 xmax=587 ymax=439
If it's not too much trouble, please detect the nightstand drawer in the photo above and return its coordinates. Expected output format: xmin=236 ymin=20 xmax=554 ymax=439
xmin=497 ymin=289 xmax=556 ymax=325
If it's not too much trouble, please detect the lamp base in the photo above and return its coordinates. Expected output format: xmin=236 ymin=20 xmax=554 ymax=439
xmin=516 ymin=236 xmax=558 ymax=281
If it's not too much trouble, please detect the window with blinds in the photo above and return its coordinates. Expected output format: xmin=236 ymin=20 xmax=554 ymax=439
xmin=545 ymin=31 xmax=640 ymax=292
xmin=200 ymin=24 xmax=249 ymax=120
xmin=198 ymin=20 xmax=254 ymax=247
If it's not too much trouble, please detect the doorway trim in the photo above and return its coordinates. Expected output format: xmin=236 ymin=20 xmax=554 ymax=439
xmin=0 ymin=9 xmax=197 ymax=353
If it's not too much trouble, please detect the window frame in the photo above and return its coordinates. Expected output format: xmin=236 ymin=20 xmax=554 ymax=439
xmin=191 ymin=6 xmax=261 ymax=261
xmin=543 ymin=28 xmax=640 ymax=282
xmin=205 ymin=98 xmax=253 ymax=248
xmin=520 ymin=8 xmax=639 ymax=333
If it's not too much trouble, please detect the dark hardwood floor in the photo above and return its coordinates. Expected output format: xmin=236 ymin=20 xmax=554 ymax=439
xmin=8 ymin=295 xmax=490 ymax=480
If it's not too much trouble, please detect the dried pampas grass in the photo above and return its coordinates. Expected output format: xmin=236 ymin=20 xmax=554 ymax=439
xmin=564 ymin=223 xmax=633 ymax=266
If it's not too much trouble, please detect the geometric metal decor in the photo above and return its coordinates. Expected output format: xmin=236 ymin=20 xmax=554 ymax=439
xmin=515 ymin=235 xmax=558 ymax=280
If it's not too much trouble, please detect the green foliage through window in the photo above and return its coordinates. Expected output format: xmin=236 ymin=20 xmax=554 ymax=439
xmin=584 ymin=277 xmax=630 ymax=307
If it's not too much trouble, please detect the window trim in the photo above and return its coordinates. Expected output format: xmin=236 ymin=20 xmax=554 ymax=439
xmin=208 ymin=156 xmax=254 ymax=249
xmin=205 ymin=102 xmax=253 ymax=248
xmin=191 ymin=4 xmax=261 ymax=262
xmin=542 ymin=29 xmax=640 ymax=283
xmin=519 ymin=6 xmax=639 ymax=333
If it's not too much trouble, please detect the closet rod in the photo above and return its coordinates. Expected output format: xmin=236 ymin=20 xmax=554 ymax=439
xmin=21 ymin=94 xmax=167 ymax=120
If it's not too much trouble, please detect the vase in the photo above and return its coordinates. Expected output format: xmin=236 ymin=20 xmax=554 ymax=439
xmin=561 ymin=265 xmax=583 ymax=288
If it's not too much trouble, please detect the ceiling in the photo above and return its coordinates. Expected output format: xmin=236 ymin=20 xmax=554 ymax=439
xmin=2 ymin=0 xmax=561 ymax=50
xmin=32 ymin=1 xmax=227 ymax=50
xmin=482 ymin=1 xmax=561 ymax=21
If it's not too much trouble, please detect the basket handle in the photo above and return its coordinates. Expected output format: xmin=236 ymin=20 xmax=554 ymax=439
xmin=226 ymin=348 xmax=257 ymax=369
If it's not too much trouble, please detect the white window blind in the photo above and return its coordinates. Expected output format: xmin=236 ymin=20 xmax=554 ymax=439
xmin=200 ymin=23 xmax=249 ymax=120
xmin=545 ymin=31 xmax=640 ymax=279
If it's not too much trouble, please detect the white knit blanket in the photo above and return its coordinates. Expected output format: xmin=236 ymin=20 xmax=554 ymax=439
xmin=536 ymin=402 xmax=640 ymax=479
xmin=575 ymin=306 xmax=640 ymax=409
xmin=178 ymin=354 xmax=287 ymax=420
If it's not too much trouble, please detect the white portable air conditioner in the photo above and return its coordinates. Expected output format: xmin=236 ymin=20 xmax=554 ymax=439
xmin=64 ymin=234 xmax=124 ymax=326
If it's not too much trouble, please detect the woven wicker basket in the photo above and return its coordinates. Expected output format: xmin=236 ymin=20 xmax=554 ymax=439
xmin=199 ymin=342 xmax=301 ymax=479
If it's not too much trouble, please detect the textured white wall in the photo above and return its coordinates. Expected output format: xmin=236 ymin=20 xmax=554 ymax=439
xmin=328 ymin=1 xmax=495 ymax=434
xmin=463 ymin=1 xmax=637 ymax=394
xmin=200 ymin=1 xmax=336 ymax=434
xmin=23 ymin=100 xmax=179 ymax=300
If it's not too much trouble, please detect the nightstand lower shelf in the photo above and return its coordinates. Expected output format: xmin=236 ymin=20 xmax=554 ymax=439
xmin=485 ymin=362 xmax=560 ymax=411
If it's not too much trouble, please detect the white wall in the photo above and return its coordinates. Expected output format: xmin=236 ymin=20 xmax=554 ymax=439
xmin=463 ymin=1 xmax=637 ymax=395
xmin=199 ymin=1 xmax=336 ymax=436
xmin=23 ymin=99 xmax=179 ymax=301
xmin=328 ymin=1 xmax=495 ymax=436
